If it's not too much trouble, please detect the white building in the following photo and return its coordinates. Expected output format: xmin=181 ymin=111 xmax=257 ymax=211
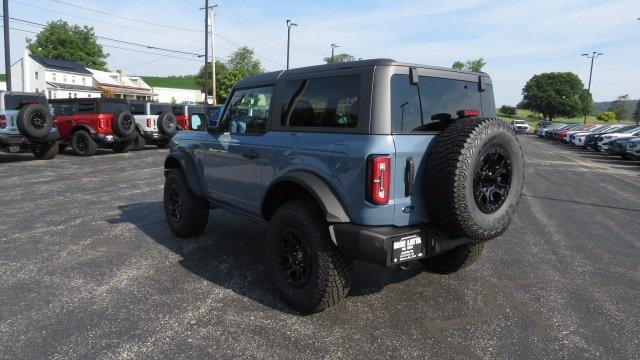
xmin=10 ymin=50 xmax=101 ymax=99
xmin=89 ymin=69 xmax=155 ymax=100
xmin=151 ymin=87 xmax=204 ymax=104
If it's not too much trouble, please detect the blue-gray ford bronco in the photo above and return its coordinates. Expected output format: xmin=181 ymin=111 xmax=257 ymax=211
xmin=163 ymin=59 xmax=524 ymax=313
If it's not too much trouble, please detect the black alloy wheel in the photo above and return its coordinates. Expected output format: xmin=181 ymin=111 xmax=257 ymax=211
xmin=167 ymin=184 xmax=184 ymax=223
xmin=473 ymin=148 xmax=512 ymax=214
xmin=277 ymin=228 xmax=312 ymax=289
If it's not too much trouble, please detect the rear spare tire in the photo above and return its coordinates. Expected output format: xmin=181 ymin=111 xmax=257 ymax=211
xmin=424 ymin=118 xmax=524 ymax=240
xmin=112 ymin=111 xmax=136 ymax=140
xmin=17 ymin=104 xmax=53 ymax=139
xmin=157 ymin=112 xmax=178 ymax=138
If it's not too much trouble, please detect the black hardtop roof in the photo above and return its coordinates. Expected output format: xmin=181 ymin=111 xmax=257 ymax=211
xmin=234 ymin=58 xmax=489 ymax=88
xmin=49 ymin=97 xmax=129 ymax=104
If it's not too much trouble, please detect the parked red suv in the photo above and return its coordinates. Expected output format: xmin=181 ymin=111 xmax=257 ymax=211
xmin=50 ymin=98 xmax=137 ymax=156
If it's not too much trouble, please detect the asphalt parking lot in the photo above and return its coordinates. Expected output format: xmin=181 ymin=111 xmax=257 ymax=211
xmin=1 ymin=136 xmax=639 ymax=359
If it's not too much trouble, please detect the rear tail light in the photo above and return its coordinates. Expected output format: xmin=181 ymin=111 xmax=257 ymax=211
xmin=367 ymin=155 xmax=391 ymax=205
xmin=99 ymin=118 xmax=106 ymax=129
xmin=0 ymin=115 xmax=6 ymax=129
xmin=457 ymin=109 xmax=480 ymax=118
xmin=146 ymin=118 xmax=152 ymax=127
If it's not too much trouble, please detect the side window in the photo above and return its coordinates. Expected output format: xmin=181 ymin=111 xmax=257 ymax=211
xmin=419 ymin=77 xmax=482 ymax=123
xmin=220 ymin=86 xmax=273 ymax=135
xmin=391 ymin=74 xmax=422 ymax=132
xmin=58 ymin=104 xmax=73 ymax=116
xmin=280 ymin=80 xmax=305 ymax=126
xmin=284 ymin=75 xmax=360 ymax=129
xmin=190 ymin=113 xmax=205 ymax=131
xmin=481 ymin=83 xmax=496 ymax=117
xmin=76 ymin=102 xmax=97 ymax=114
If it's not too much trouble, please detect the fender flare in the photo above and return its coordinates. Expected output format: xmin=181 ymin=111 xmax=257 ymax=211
xmin=164 ymin=150 xmax=206 ymax=198
xmin=262 ymin=171 xmax=351 ymax=223
xmin=71 ymin=124 xmax=97 ymax=136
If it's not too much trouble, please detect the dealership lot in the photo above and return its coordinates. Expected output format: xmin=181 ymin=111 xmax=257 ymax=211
xmin=1 ymin=136 xmax=639 ymax=359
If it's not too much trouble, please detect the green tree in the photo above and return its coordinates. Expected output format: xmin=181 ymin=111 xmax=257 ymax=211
xmin=451 ymin=58 xmax=486 ymax=72
xmin=597 ymin=111 xmax=616 ymax=122
xmin=323 ymin=53 xmax=356 ymax=64
xmin=26 ymin=20 xmax=108 ymax=70
xmin=226 ymin=46 xmax=263 ymax=76
xmin=609 ymin=94 xmax=631 ymax=121
xmin=451 ymin=61 xmax=465 ymax=70
xmin=519 ymin=72 xmax=585 ymax=121
xmin=196 ymin=46 xmax=263 ymax=104
xmin=633 ymin=101 xmax=640 ymax=125
xmin=499 ymin=105 xmax=517 ymax=117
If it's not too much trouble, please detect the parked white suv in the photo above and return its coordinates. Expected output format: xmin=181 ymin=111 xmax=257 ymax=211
xmin=129 ymin=101 xmax=178 ymax=150
xmin=511 ymin=119 xmax=530 ymax=133
xmin=0 ymin=91 xmax=60 ymax=159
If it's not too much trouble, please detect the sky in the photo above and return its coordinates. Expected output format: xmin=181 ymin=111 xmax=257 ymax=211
xmin=1 ymin=0 xmax=639 ymax=106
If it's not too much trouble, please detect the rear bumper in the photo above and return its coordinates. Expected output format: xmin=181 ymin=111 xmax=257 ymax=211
xmin=331 ymin=223 xmax=480 ymax=267
xmin=142 ymin=130 xmax=166 ymax=141
xmin=0 ymin=130 xmax=60 ymax=149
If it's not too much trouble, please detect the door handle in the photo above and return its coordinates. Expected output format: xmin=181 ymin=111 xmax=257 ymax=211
xmin=241 ymin=149 xmax=260 ymax=160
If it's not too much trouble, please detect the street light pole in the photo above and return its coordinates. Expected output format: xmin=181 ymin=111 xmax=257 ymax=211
xmin=3 ymin=0 xmax=11 ymax=91
xmin=331 ymin=43 xmax=339 ymax=63
xmin=581 ymin=51 xmax=603 ymax=124
xmin=203 ymin=0 xmax=209 ymax=104
xmin=286 ymin=19 xmax=297 ymax=69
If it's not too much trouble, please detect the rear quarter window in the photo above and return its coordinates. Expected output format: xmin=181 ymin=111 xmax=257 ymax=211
xmin=282 ymin=75 xmax=360 ymax=129
xmin=130 ymin=103 xmax=147 ymax=115
xmin=3 ymin=94 xmax=47 ymax=110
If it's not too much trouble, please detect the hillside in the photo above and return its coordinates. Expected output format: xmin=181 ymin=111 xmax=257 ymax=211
xmin=140 ymin=76 xmax=200 ymax=90
xmin=592 ymin=99 xmax=638 ymax=115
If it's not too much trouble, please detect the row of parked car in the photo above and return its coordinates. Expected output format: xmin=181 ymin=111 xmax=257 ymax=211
xmin=0 ymin=91 xmax=223 ymax=160
xmin=535 ymin=121 xmax=640 ymax=160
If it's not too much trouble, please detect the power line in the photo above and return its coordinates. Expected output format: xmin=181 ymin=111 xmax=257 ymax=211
xmin=12 ymin=0 xmax=199 ymax=42
xmin=7 ymin=27 xmax=203 ymax=63
xmin=51 ymin=0 xmax=201 ymax=33
xmin=3 ymin=16 xmax=204 ymax=57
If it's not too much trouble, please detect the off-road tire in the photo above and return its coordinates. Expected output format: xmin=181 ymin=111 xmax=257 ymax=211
xmin=17 ymin=104 xmax=53 ymax=139
xmin=422 ymin=243 xmax=484 ymax=274
xmin=112 ymin=111 xmax=136 ymax=140
xmin=132 ymin=132 xmax=146 ymax=151
xmin=112 ymin=140 xmax=133 ymax=153
xmin=156 ymin=138 xmax=171 ymax=149
xmin=70 ymin=130 xmax=97 ymax=156
xmin=32 ymin=141 xmax=59 ymax=160
xmin=164 ymin=168 xmax=209 ymax=237
xmin=157 ymin=112 xmax=178 ymax=138
xmin=266 ymin=200 xmax=352 ymax=314
xmin=424 ymin=118 xmax=524 ymax=240
xmin=58 ymin=143 xmax=67 ymax=154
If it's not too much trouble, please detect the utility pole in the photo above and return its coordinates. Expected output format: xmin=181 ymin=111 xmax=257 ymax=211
xmin=581 ymin=51 xmax=603 ymax=124
xmin=209 ymin=4 xmax=218 ymax=105
xmin=331 ymin=44 xmax=339 ymax=63
xmin=3 ymin=0 xmax=11 ymax=91
xmin=286 ymin=19 xmax=297 ymax=69
xmin=203 ymin=0 xmax=209 ymax=104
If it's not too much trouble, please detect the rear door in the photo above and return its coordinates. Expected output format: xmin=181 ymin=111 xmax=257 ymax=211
xmin=390 ymin=71 xmax=485 ymax=226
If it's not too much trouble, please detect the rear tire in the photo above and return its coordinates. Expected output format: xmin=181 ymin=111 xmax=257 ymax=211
xmin=156 ymin=139 xmax=170 ymax=149
xmin=164 ymin=168 xmax=209 ymax=237
xmin=424 ymin=118 xmax=524 ymax=240
xmin=266 ymin=200 xmax=352 ymax=314
xmin=32 ymin=141 xmax=59 ymax=160
xmin=422 ymin=243 xmax=484 ymax=274
xmin=132 ymin=132 xmax=146 ymax=151
xmin=70 ymin=130 xmax=97 ymax=156
xmin=112 ymin=140 xmax=133 ymax=153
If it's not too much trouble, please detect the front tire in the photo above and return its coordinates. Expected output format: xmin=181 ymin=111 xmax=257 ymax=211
xmin=163 ymin=168 xmax=209 ymax=237
xmin=266 ymin=200 xmax=352 ymax=314
xmin=132 ymin=132 xmax=146 ymax=151
xmin=422 ymin=243 xmax=484 ymax=274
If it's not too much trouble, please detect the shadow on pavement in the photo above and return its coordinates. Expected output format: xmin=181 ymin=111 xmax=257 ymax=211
xmin=0 ymin=153 xmax=37 ymax=163
xmin=108 ymin=201 xmax=423 ymax=314
xmin=524 ymin=194 xmax=640 ymax=212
